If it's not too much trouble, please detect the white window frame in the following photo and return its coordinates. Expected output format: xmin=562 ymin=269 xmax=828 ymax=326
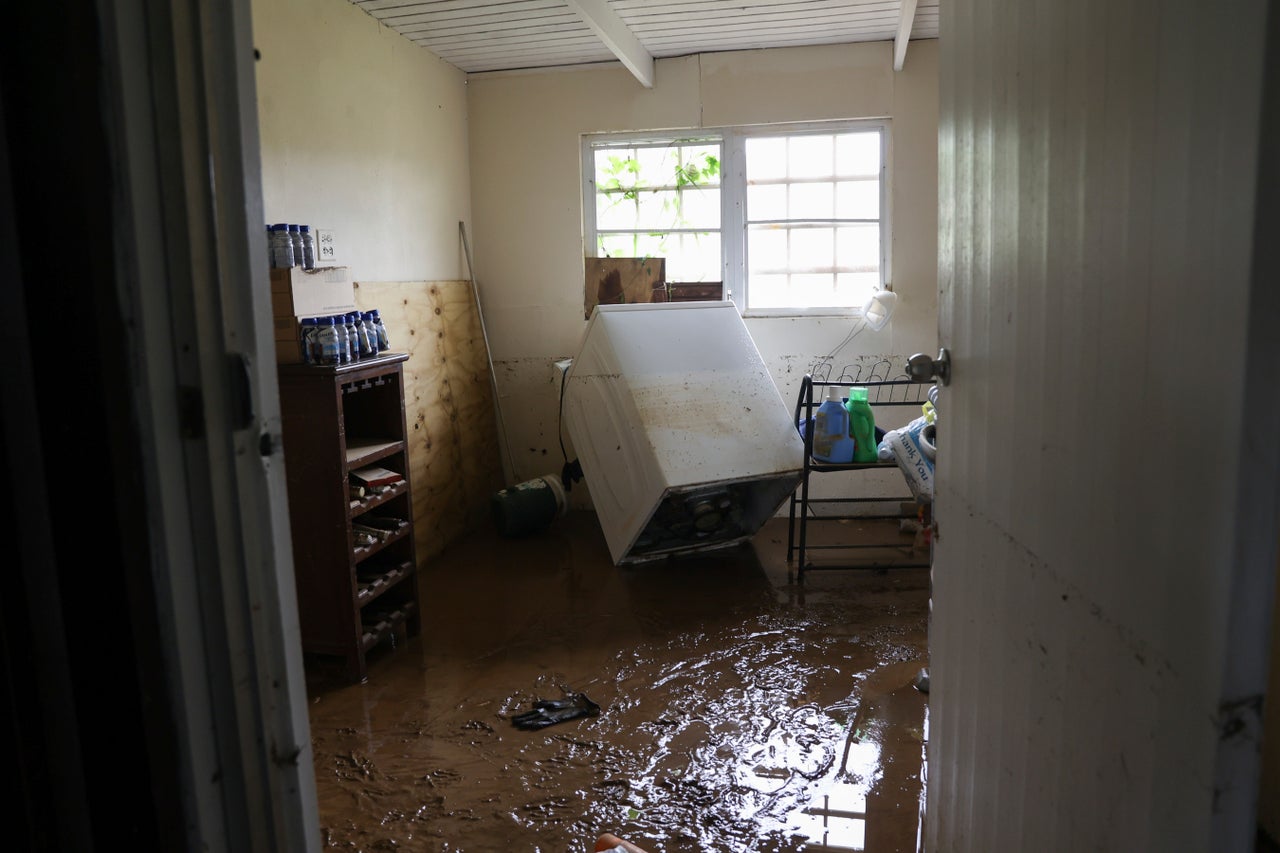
xmin=582 ymin=119 xmax=891 ymax=318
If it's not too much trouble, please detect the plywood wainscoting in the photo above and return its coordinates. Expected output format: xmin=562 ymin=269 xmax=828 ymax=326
xmin=354 ymin=281 xmax=505 ymax=565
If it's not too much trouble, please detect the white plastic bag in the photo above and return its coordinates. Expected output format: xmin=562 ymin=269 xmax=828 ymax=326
xmin=887 ymin=414 xmax=936 ymax=503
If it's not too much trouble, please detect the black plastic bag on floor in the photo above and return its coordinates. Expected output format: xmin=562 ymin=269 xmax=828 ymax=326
xmin=510 ymin=693 xmax=600 ymax=730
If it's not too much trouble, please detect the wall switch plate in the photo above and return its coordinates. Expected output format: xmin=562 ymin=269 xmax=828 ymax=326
xmin=315 ymin=228 xmax=337 ymax=264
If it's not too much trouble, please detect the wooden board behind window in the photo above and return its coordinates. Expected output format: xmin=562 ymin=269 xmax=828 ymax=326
xmin=584 ymin=257 xmax=666 ymax=319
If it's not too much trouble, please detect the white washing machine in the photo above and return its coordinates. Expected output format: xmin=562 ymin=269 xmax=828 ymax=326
xmin=562 ymin=302 xmax=804 ymax=565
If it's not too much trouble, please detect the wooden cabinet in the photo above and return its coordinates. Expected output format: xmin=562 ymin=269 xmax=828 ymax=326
xmin=277 ymin=352 xmax=420 ymax=682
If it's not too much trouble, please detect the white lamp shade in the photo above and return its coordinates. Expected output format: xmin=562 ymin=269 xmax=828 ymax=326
xmin=862 ymin=290 xmax=898 ymax=331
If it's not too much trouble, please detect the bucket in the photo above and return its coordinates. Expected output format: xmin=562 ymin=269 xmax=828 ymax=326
xmin=491 ymin=474 xmax=567 ymax=537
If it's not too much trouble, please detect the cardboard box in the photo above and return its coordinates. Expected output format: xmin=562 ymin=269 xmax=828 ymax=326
xmin=275 ymin=337 xmax=304 ymax=365
xmin=273 ymin=315 xmax=306 ymax=364
xmin=269 ymin=265 xmax=356 ymax=317
xmin=273 ymin=314 xmax=299 ymax=341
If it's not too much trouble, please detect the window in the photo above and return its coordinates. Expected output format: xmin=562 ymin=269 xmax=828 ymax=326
xmin=583 ymin=121 xmax=888 ymax=316
xmin=586 ymin=137 xmax=723 ymax=285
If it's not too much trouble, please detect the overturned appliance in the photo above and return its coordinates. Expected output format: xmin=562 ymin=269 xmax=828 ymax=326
xmin=562 ymin=302 xmax=804 ymax=565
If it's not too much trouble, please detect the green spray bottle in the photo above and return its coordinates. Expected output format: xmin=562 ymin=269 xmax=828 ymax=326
xmin=845 ymin=386 xmax=879 ymax=463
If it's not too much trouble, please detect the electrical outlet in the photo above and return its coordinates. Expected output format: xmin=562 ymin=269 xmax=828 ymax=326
xmin=315 ymin=228 xmax=337 ymax=264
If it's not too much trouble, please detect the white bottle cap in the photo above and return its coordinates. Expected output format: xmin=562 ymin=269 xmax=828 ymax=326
xmin=825 ymin=385 xmax=844 ymax=402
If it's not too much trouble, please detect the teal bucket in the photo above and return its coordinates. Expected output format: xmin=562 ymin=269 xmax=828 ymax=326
xmin=491 ymin=474 xmax=567 ymax=537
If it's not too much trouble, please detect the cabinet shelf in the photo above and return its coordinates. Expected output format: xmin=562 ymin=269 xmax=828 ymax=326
xmin=349 ymin=479 xmax=408 ymax=514
xmin=356 ymin=560 xmax=414 ymax=606
xmin=352 ymin=520 xmax=410 ymax=562
xmin=361 ymin=601 xmax=417 ymax=651
xmin=345 ymin=440 xmax=403 ymax=469
xmin=278 ymin=351 xmax=420 ymax=683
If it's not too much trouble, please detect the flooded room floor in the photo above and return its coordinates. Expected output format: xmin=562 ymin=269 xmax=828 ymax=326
xmin=303 ymin=511 xmax=931 ymax=852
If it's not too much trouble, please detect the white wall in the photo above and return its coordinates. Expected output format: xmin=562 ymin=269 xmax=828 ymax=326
xmin=467 ymin=41 xmax=939 ymax=492
xmin=251 ymin=0 xmax=470 ymax=282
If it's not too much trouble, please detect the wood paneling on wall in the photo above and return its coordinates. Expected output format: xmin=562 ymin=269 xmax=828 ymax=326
xmin=355 ymin=281 xmax=504 ymax=565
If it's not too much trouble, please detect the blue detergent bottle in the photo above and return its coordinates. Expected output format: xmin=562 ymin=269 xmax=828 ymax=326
xmin=812 ymin=385 xmax=855 ymax=463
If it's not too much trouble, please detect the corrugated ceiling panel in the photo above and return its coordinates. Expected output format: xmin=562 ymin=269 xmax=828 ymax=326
xmin=351 ymin=0 xmax=941 ymax=73
xmin=354 ymin=0 xmax=617 ymax=71
xmin=615 ymin=0 xmax=907 ymax=54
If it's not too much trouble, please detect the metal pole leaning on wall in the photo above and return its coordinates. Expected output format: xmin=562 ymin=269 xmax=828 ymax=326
xmin=459 ymin=221 xmax=515 ymax=487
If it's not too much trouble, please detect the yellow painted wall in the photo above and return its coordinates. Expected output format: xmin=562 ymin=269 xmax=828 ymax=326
xmin=250 ymin=0 xmax=470 ymax=282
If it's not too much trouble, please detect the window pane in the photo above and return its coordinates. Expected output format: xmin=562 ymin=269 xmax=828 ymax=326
xmin=836 ymin=224 xmax=879 ymax=271
xmin=599 ymin=233 xmax=640 ymax=256
xmin=835 ymin=180 xmax=879 ymax=220
xmin=636 ymin=146 xmax=678 ymax=185
xmin=748 ymin=273 xmax=791 ymax=309
xmin=836 ymin=132 xmax=880 ymax=177
xmin=595 ymin=149 xmax=639 ymax=191
xmin=747 ymin=184 xmax=787 ymax=220
xmin=836 ymin=272 xmax=879 ymax=306
xmin=748 ymin=227 xmax=788 ymax=273
xmin=791 ymin=227 xmax=835 ymax=269
xmin=681 ymin=145 xmax=722 ymax=187
xmin=791 ymin=273 xmax=837 ymax=308
xmin=789 ymin=135 xmax=834 ymax=179
xmin=636 ymin=189 xmax=679 ymax=230
xmin=596 ymin=192 xmax=638 ymax=230
xmin=680 ymin=186 xmax=720 ymax=229
xmin=667 ymin=232 xmax=721 ymax=282
xmin=598 ymin=234 xmax=641 ymax=258
xmin=789 ymin=182 xmax=835 ymax=220
xmin=631 ymin=232 xmax=669 ymax=260
xmin=746 ymin=137 xmax=787 ymax=180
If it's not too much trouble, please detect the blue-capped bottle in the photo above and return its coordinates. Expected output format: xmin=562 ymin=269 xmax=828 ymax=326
xmin=287 ymin=224 xmax=304 ymax=268
xmin=299 ymin=317 xmax=318 ymax=364
xmin=371 ymin=309 xmax=390 ymax=351
xmin=342 ymin=313 xmax=360 ymax=361
xmin=352 ymin=311 xmax=373 ymax=357
xmin=269 ymin=223 xmax=293 ymax=268
xmin=317 ymin=317 xmax=341 ymax=366
xmin=812 ymin=385 xmax=855 ymax=463
xmin=299 ymin=224 xmax=316 ymax=270
xmin=361 ymin=311 xmax=380 ymax=356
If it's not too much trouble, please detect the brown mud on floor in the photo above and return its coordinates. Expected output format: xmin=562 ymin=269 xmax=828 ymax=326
xmin=304 ymin=511 xmax=930 ymax=852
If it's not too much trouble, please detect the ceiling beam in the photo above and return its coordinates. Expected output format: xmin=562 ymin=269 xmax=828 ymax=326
xmin=893 ymin=0 xmax=918 ymax=71
xmin=563 ymin=0 xmax=654 ymax=87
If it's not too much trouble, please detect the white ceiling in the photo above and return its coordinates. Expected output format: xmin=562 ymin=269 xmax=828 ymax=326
xmin=350 ymin=0 xmax=939 ymax=80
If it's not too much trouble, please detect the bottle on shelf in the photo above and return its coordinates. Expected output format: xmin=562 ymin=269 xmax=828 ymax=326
xmin=372 ymin=309 xmax=390 ymax=351
xmin=361 ymin=311 xmax=380 ymax=356
xmin=299 ymin=316 xmax=319 ymax=365
xmin=846 ymin=386 xmax=879 ymax=463
xmin=337 ymin=315 xmax=353 ymax=364
xmin=299 ymin=224 xmax=316 ymax=270
xmin=812 ymin=385 xmax=855 ymax=463
xmin=288 ymin=224 xmax=304 ymax=268
xmin=351 ymin=311 xmax=373 ymax=358
xmin=343 ymin=313 xmax=361 ymax=362
xmin=269 ymin=223 xmax=294 ymax=268
xmin=317 ymin=316 xmax=341 ymax=366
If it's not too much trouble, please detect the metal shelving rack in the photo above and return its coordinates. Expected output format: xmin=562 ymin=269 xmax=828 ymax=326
xmin=787 ymin=371 xmax=934 ymax=581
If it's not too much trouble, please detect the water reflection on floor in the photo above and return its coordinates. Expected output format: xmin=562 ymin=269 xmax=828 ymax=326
xmin=304 ymin=511 xmax=930 ymax=852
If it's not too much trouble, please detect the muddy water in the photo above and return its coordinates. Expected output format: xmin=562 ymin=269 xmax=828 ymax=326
xmin=305 ymin=513 xmax=929 ymax=852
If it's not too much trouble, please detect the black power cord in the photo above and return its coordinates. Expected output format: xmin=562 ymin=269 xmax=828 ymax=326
xmin=556 ymin=361 xmax=583 ymax=492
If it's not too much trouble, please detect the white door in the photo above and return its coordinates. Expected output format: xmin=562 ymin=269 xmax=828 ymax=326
xmin=929 ymin=0 xmax=1278 ymax=850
